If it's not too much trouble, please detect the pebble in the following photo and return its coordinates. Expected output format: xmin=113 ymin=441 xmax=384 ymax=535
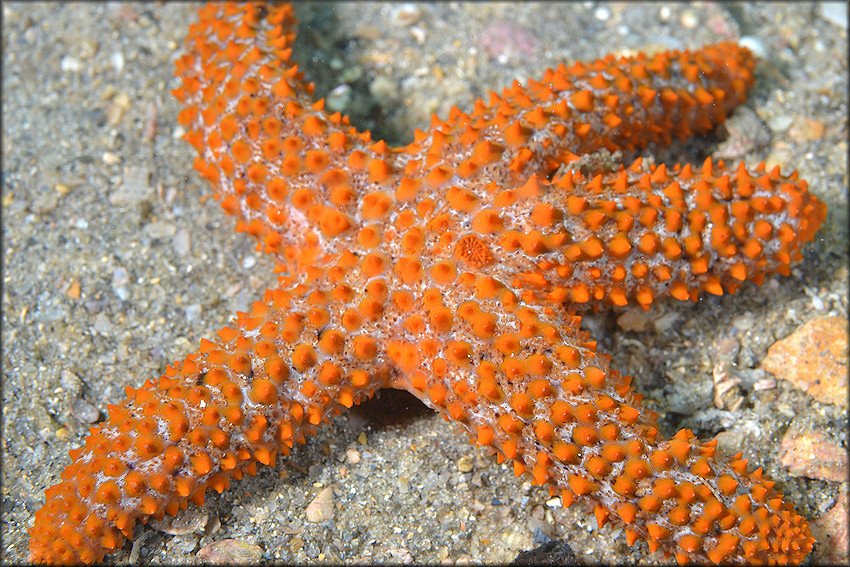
xmin=812 ymin=491 xmax=849 ymax=565
xmin=615 ymin=307 xmax=652 ymax=332
xmin=102 ymin=151 xmax=122 ymax=165
xmin=767 ymin=114 xmax=795 ymax=133
xmin=752 ymin=375 xmax=777 ymax=391
xmin=93 ymin=312 xmax=112 ymax=334
xmin=369 ymin=75 xmax=398 ymax=103
xmin=60 ymin=55 xmax=82 ymax=72
xmin=145 ymin=219 xmax=177 ymax=239
xmin=60 ymin=369 xmax=83 ymax=398
xmin=387 ymin=547 xmax=414 ymax=564
xmin=128 ymin=531 xmax=154 ymax=564
xmin=712 ymin=363 xmax=743 ymax=411
xmin=680 ymin=10 xmax=699 ymax=29
xmin=761 ymin=316 xmax=848 ymax=408
xmin=739 ymin=36 xmax=766 ymax=59
xmin=149 ymin=506 xmax=209 ymax=535
xmin=111 ymin=266 xmax=129 ymax=289
xmin=652 ymin=311 xmax=680 ymax=333
xmin=345 ymin=448 xmax=361 ymax=464
xmin=778 ymin=428 xmax=848 ymax=482
xmin=305 ymin=486 xmax=334 ymax=522
xmin=197 ymin=540 xmax=263 ymax=565
xmin=476 ymin=19 xmax=539 ymax=62
xmin=820 ymin=1 xmax=849 ymax=28
xmin=110 ymin=166 xmax=154 ymax=206
xmin=65 ymin=280 xmax=81 ymax=299
xmin=456 ymin=455 xmax=474 ymax=472
xmin=33 ymin=190 xmax=59 ymax=214
xmin=70 ymin=397 xmax=100 ymax=424
xmin=715 ymin=106 xmax=770 ymax=160
xmin=788 ymin=117 xmax=827 ymax=141
xmin=390 ymin=4 xmax=421 ymax=27
xmin=107 ymin=92 xmax=131 ymax=126
xmin=325 ymin=84 xmax=352 ymax=113
xmin=185 ymin=303 xmax=202 ymax=323
xmin=110 ymin=51 xmax=125 ymax=72
xmin=172 ymin=227 xmax=191 ymax=257
xmin=593 ymin=6 xmax=611 ymax=21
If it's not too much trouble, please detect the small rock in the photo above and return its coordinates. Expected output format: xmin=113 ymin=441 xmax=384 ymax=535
xmin=144 ymin=219 xmax=177 ymax=239
xmin=305 ymin=486 xmax=334 ymax=522
xmin=110 ymin=166 xmax=153 ymax=206
xmin=680 ymin=10 xmax=699 ymax=29
xmin=60 ymin=369 xmax=83 ymax=397
xmin=33 ymin=190 xmax=59 ymax=213
xmin=112 ymin=266 xmax=129 ymax=289
xmin=616 ymin=307 xmax=652 ymax=332
xmin=511 ymin=540 xmax=578 ymax=565
xmin=767 ymin=114 xmax=795 ymax=133
xmin=110 ymin=51 xmax=125 ymax=72
xmin=752 ymin=375 xmax=777 ymax=391
xmin=812 ymin=491 xmax=849 ymax=565
xmin=387 ymin=547 xmax=414 ymax=564
xmin=142 ymin=102 xmax=158 ymax=143
xmin=345 ymin=448 xmax=361 ymax=464
xmin=185 ymin=303 xmax=202 ymax=323
xmin=390 ymin=3 xmax=421 ymax=27
xmin=475 ymin=19 xmax=540 ymax=63
xmin=715 ymin=106 xmax=771 ymax=160
xmin=66 ymin=280 xmax=81 ymax=299
xmin=778 ymin=428 xmax=848 ymax=482
xmin=93 ymin=312 xmax=112 ymax=334
xmin=102 ymin=151 xmax=122 ymax=166
xmin=652 ymin=311 xmax=680 ymax=333
xmin=128 ymin=531 xmax=154 ymax=564
xmin=197 ymin=539 xmax=263 ymax=564
xmin=788 ymin=117 xmax=827 ymax=142
xmin=70 ymin=398 xmax=100 ymax=424
xmin=761 ymin=316 xmax=848 ymax=407
xmin=739 ymin=36 xmax=767 ymax=59
xmin=820 ymin=2 xmax=849 ymax=29
xmin=456 ymin=455 xmax=474 ymax=472
xmin=172 ymin=228 xmax=191 ymax=257
xmin=594 ymin=6 xmax=611 ymax=21
xmin=60 ymin=55 xmax=83 ymax=72
xmin=107 ymin=92 xmax=131 ymax=126
xmin=712 ymin=363 xmax=743 ymax=411
xmin=149 ymin=506 xmax=209 ymax=535
xmin=325 ymin=84 xmax=352 ymax=113
xmin=712 ymin=334 xmax=741 ymax=362
xmin=369 ymin=75 xmax=398 ymax=103
xmin=112 ymin=267 xmax=129 ymax=301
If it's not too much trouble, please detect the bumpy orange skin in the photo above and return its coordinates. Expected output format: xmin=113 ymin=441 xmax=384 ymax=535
xmin=29 ymin=2 xmax=825 ymax=565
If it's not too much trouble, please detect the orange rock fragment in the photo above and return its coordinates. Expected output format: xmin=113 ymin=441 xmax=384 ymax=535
xmin=762 ymin=316 xmax=848 ymax=408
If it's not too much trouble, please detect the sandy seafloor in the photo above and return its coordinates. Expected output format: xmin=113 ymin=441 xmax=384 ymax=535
xmin=2 ymin=2 xmax=847 ymax=565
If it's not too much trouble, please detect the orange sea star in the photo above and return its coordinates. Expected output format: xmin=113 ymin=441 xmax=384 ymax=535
xmin=29 ymin=2 xmax=826 ymax=564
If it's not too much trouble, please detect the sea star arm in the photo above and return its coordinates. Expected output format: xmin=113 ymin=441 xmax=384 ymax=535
xmin=172 ymin=2 xmax=824 ymax=310
xmin=27 ymin=212 xmax=817 ymax=564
